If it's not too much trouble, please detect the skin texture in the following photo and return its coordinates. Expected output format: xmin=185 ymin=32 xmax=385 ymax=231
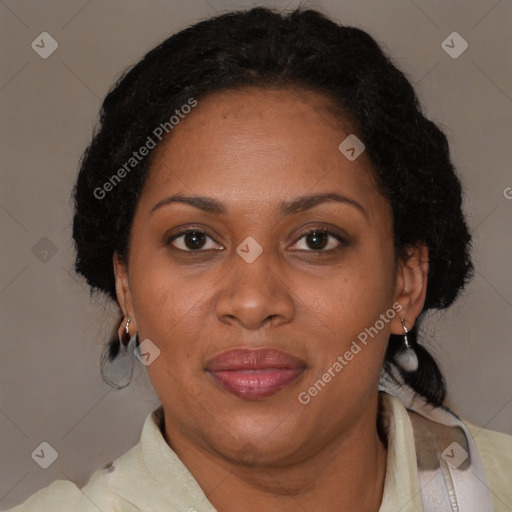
xmin=114 ymin=87 xmax=429 ymax=511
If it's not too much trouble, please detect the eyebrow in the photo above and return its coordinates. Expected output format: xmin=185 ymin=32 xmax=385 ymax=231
xmin=150 ymin=192 xmax=367 ymax=218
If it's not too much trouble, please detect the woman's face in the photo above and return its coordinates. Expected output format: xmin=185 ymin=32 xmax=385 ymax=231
xmin=115 ymin=87 xmax=418 ymax=465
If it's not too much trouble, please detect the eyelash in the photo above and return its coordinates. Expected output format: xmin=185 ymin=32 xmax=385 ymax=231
xmin=166 ymin=227 xmax=349 ymax=253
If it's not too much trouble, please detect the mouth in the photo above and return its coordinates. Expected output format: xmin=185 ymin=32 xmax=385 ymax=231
xmin=205 ymin=348 xmax=307 ymax=400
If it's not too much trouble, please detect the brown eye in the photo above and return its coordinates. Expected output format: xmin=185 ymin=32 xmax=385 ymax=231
xmin=290 ymin=229 xmax=348 ymax=252
xmin=168 ymin=230 xmax=223 ymax=251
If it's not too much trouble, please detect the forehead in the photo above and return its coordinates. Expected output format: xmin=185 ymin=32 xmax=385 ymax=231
xmin=141 ymin=87 xmax=383 ymax=214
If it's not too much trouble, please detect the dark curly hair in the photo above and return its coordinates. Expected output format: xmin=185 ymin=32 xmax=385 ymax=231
xmin=72 ymin=7 xmax=473 ymax=405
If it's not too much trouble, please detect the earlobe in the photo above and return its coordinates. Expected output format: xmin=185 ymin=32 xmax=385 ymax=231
xmin=391 ymin=244 xmax=429 ymax=335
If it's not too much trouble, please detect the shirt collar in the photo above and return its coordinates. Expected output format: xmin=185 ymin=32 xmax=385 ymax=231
xmin=140 ymin=406 xmax=217 ymax=511
xmin=378 ymin=391 xmax=423 ymax=511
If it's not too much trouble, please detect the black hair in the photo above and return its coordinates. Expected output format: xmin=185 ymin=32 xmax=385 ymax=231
xmin=73 ymin=7 xmax=473 ymax=405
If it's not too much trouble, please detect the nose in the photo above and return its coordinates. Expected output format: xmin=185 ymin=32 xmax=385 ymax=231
xmin=215 ymin=248 xmax=295 ymax=331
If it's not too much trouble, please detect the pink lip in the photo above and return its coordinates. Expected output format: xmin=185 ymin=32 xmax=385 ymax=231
xmin=206 ymin=348 xmax=307 ymax=400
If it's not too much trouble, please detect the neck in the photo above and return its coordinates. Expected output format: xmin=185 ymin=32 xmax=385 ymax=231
xmin=162 ymin=398 xmax=387 ymax=512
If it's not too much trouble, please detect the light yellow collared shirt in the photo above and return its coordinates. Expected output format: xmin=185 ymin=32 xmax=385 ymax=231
xmin=3 ymin=393 xmax=511 ymax=511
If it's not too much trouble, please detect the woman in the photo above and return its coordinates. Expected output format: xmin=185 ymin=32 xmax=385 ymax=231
xmin=5 ymin=7 xmax=511 ymax=512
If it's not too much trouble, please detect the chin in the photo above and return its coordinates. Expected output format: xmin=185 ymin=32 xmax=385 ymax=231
xmin=205 ymin=419 xmax=307 ymax=467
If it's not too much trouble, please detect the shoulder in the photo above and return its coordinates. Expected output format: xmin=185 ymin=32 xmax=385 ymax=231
xmin=467 ymin=422 xmax=512 ymax=511
xmin=2 ymin=436 xmax=153 ymax=511
xmin=0 ymin=480 xmax=86 ymax=512
xmin=2 ymin=443 xmax=146 ymax=512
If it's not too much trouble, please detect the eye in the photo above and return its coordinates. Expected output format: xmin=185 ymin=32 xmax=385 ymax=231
xmin=289 ymin=228 xmax=348 ymax=252
xmin=167 ymin=229 xmax=223 ymax=251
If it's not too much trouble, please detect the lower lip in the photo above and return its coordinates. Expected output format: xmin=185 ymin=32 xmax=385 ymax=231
xmin=208 ymin=368 xmax=305 ymax=400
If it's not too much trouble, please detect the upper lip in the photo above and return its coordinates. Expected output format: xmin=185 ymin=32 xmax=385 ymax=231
xmin=206 ymin=348 xmax=307 ymax=371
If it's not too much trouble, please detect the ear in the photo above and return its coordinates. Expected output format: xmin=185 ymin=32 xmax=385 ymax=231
xmin=390 ymin=244 xmax=429 ymax=335
xmin=113 ymin=252 xmax=137 ymax=330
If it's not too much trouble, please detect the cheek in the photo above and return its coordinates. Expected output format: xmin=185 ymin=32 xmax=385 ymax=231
xmin=294 ymin=243 xmax=396 ymax=383
xmin=128 ymin=264 xmax=210 ymax=399
xmin=318 ymin=250 xmax=395 ymax=329
xmin=128 ymin=248 xmax=211 ymax=349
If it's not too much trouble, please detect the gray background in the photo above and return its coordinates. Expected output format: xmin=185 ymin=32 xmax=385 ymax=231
xmin=1 ymin=0 xmax=511 ymax=508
